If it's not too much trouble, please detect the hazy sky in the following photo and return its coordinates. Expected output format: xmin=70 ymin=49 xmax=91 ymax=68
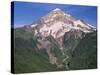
xmin=12 ymin=1 xmax=97 ymax=28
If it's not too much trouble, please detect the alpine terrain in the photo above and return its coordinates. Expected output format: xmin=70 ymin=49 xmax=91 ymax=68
xmin=14 ymin=8 xmax=97 ymax=73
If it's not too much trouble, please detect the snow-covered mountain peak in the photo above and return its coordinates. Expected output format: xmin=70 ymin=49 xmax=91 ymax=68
xmin=52 ymin=8 xmax=62 ymax=11
xmin=51 ymin=8 xmax=71 ymax=17
xmin=37 ymin=8 xmax=74 ymax=27
xmin=30 ymin=8 xmax=96 ymax=39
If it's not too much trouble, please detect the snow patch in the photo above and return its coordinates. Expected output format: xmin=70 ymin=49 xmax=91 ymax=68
xmin=87 ymin=24 xmax=96 ymax=29
xmin=53 ymin=8 xmax=61 ymax=11
xmin=31 ymin=24 xmax=37 ymax=27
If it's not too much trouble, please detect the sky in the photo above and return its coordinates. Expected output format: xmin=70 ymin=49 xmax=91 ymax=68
xmin=11 ymin=1 xmax=97 ymax=28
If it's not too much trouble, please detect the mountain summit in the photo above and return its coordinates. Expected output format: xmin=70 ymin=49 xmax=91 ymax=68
xmin=52 ymin=8 xmax=62 ymax=11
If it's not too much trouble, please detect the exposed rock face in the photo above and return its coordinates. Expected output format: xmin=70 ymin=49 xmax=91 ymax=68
xmin=31 ymin=8 xmax=95 ymax=41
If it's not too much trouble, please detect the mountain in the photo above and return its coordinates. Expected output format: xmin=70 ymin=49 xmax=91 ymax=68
xmin=31 ymin=8 xmax=95 ymax=37
xmin=13 ymin=8 xmax=97 ymax=73
xmin=30 ymin=8 xmax=95 ymax=48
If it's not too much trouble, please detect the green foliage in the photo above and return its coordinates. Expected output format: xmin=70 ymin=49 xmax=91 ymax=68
xmin=15 ymin=49 xmax=57 ymax=73
xmin=69 ymin=31 xmax=97 ymax=69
